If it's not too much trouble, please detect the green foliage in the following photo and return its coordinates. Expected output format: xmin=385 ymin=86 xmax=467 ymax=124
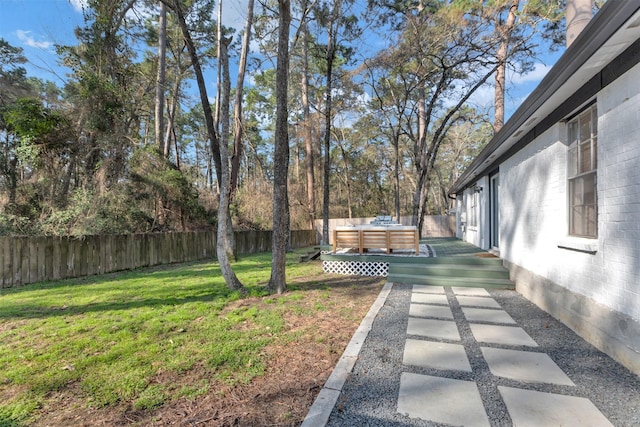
xmin=38 ymin=188 xmax=150 ymax=235
xmin=129 ymin=146 xmax=209 ymax=231
xmin=0 ymin=213 xmax=32 ymax=235
xmin=3 ymin=98 xmax=65 ymax=141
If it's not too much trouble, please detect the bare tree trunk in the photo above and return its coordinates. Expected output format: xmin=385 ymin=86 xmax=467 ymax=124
xmin=230 ymin=0 xmax=254 ymax=196
xmin=172 ymin=126 xmax=180 ymax=168
xmin=164 ymin=78 xmax=180 ymax=161
xmin=217 ymin=36 xmax=242 ymax=281
xmin=155 ymin=2 xmax=167 ymax=154
xmin=337 ymin=137 xmax=353 ymax=219
xmin=171 ymin=0 xmax=221 ymax=185
xmin=268 ymin=0 xmax=291 ymax=295
xmin=170 ymin=0 xmax=244 ymax=294
xmin=153 ymin=2 xmax=168 ymax=227
xmin=300 ymin=0 xmax=315 ymax=230
xmin=493 ymin=0 xmax=518 ymax=133
xmin=214 ymin=0 xmax=223 ymax=133
xmin=321 ymin=1 xmax=340 ymax=245
xmin=393 ymin=135 xmax=400 ymax=221
xmin=411 ymin=87 xmax=428 ymax=229
xmin=219 ymin=36 xmax=237 ymax=261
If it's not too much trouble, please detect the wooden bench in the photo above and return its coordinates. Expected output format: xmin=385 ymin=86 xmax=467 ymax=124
xmin=333 ymin=226 xmax=419 ymax=254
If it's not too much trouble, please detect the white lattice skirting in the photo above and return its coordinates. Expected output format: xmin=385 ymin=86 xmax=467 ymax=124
xmin=322 ymin=260 xmax=389 ymax=277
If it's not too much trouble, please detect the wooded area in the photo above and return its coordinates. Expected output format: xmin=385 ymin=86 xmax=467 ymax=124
xmin=1 ymin=0 xmax=573 ymax=292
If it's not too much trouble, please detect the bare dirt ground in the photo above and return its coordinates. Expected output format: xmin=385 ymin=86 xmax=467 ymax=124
xmin=33 ymin=273 xmax=384 ymax=427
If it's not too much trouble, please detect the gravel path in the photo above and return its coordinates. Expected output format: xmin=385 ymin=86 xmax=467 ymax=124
xmin=324 ymin=283 xmax=640 ymax=427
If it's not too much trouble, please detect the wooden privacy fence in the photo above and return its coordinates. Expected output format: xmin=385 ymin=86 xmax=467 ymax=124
xmin=0 ymin=230 xmax=317 ymax=289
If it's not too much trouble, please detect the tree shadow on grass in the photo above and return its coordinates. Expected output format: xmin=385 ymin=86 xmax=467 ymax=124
xmin=0 ymin=257 xmax=383 ymax=321
xmin=0 ymin=291 xmax=237 ymax=321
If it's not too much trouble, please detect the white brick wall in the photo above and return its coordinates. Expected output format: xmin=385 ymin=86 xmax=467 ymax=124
xmin=496 ymin=62 xmax=640 ymax=321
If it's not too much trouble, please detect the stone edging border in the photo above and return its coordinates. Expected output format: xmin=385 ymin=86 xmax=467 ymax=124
xmin=300 ymin=281 xmax=394 ymax=427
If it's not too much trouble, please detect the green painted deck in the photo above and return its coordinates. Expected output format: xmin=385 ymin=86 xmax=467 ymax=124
xmin=322 ymin=237 xmax=515 ymax=290
xmin=424 ymin=237 xmax=487 ymax=257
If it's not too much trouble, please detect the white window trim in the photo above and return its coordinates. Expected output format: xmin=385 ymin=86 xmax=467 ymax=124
xmin=566 ymin=103 xmax=598 ymax=240
xmin=557 ymin=236 xmax=598 ymax=254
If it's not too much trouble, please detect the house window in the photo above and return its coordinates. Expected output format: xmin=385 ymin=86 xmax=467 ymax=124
xmin=567 ymin=104 xmax=597 ymax=238
xmin=469 ymin=191 xmax=478 ymax=228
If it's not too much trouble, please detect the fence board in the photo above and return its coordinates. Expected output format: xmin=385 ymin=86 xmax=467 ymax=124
xmin=86 ymin=236 xmax=97 ymax=277
xmin=13 ymin=238 xmax=29 ymax=285
xmin=106 ymin=235 xmax=115 ymax=273
xmin=43 ymin=238 xmax=53 ymax=281
xmin=71 ymin=237 xmax=81 ymax=278
xmin=29 ymin=239 xmax=38 ymax=284
xmin=79 ymin=238 xmax=89 ymax=278
xmin=1 ymin=238 xmax=9 ymax=288
xmin=51 ymin=237 xmax=60 ymax=280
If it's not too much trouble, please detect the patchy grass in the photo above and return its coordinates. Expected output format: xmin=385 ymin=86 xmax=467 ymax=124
xmin=0 ymin=250 xmax=384 ymax=426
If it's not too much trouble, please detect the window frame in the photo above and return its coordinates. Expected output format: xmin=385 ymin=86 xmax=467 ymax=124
xmin=469 ymin=190 xmax=478 ymax=228
xmin=567 ymin=103 xmax=598 ymax=238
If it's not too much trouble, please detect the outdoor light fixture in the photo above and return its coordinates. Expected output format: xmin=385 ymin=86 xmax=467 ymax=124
xmin=474 ymin=186 xmax=483 ymax=193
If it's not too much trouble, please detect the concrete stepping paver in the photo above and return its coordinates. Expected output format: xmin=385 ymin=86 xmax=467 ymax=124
xmin=403 ymin=338 xmax=472 ymax=372
xmin=306 ymin=253 xmax=622 ymax=427
xmin=451 ymin=287 xmax=492 ymax=297
xmin=456 ymin=295 xmax=502 ymax=308
xmin=409 ymin=303 xmax=454 ymax=319
xmin=470 ymin=323 xmax=538 ymax=347
xmin=412 ymin=285 xmax=445 ymax=294
xmin=499 ymin=386 xmax=614 ymax=427
xmin=398 ymin=372 xmax=490 ymax=427
xmin=481 ymin=347 xmax=575 ymax=386
xmin=411 ymin=292 xmax=449 ymax=305
xmin=407 ymin=317 xmax=461 ymax=341
xmin=461 ymin=306 xmax=517 ymax=324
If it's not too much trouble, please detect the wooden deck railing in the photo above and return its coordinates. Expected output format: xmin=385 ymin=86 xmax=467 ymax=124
xmin=333 ymin=226 xmax=419 ymax=254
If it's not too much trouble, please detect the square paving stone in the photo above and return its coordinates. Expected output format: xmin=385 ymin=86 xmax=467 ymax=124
xmin=456 ymin=295 xmax=502 ymax=309
xmin=452 ymin=287 xmax=491 ymax=297
xmin=412 ymin=285 xmax=445 ymax=294
xmin=461 ymin=307 xmax=516 ymax=324
xmin=398 ymin=372 xmax=490 ymax=427
xmin=409 ymin=303 xmax=454 ymax=320
xmin=499 ymin=386 xmax=614 ymax=427
xmin=481 ymin=347 xmax=575 ymax=386
xmin=470 ymin=324 xmax=538 ymax=347
xmin=407 ymin=317 xmax=461 ymax=341
xmin=403 ymin=339 xmax=471 ymax=372
xmin=411 ymin=293 xmax=449 ymax=305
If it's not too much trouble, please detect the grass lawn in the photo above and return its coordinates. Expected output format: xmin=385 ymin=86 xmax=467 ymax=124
xmin=0 ymin=249 xmax=384 ymax=426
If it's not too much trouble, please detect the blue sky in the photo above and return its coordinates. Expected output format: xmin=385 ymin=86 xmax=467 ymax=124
xmin=0 ymin=0 xmax=250 ymax=85
xmin=0 ymin=0 xmax=86 ymax=85
xmin=0 ymin=0 xmax=563 ymax=120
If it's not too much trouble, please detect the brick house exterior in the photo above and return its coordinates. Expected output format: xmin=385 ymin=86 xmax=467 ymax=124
xmin=450 ymin=2 xmax=640 ymax=375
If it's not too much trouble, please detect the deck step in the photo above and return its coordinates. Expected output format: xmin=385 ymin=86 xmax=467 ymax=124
xmin=300 ymin=249 xmax=321 ymax=262
xmin=387 ymin=273 xmax=515 ymax=289
xmin=389 ymin=263 xmax=510 ymax=280
xmin=321 ymin=253 xmax=503 ymax=266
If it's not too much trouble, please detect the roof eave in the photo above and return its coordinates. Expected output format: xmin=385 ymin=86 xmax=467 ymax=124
xmin=450 ymin=1 xmax=640 ymax=195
